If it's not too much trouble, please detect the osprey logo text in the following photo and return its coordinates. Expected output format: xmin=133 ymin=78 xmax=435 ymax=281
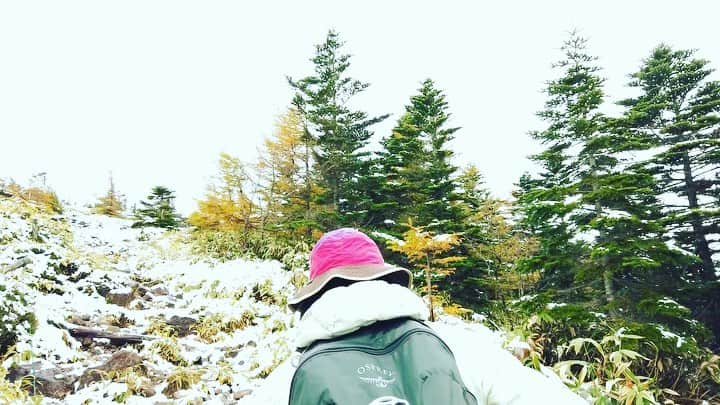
xmin=357 ymin=364 xmax=397 ymax=388
xmin=360 ymin=375 xmax=397 ymax=388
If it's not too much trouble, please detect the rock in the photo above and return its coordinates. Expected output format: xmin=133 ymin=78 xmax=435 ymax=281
xmin=151 ymin=285 xmax=169 ymax=296
xmin=106 ymin=287 xmax=135 ymax=307
xmin=138 ymin=381 xmax=156 ymax=397
xmin=8 ymin=362 xmax=77 ymax=399
xmin=67 ymin=314 xmax=95 ymax=327
xmin=167 ymin=316 xmax=197 ymax=337
xmin=54 ymin=262 xmax=79 ymax=276
xmin=233 ymin=389 xmax=253 ymax=400
xmin=79 ymin=350 xmax=144 ymax=387
xmin=95 ymin=284 xmax=111 ymax=297
xmin=142 ymin=292 xmax=154 ymax=302
xmin=68 ymin=271 xmax=90 ymax=282
xmin=132 ymin=301 xmax=147 ymax=310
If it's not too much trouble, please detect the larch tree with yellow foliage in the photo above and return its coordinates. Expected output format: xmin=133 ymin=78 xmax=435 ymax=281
xmin=471 ymin=198 xmax=539 ymax=302
xmin=255 ymin=108 xmax=322 ymax=239
xmin=387 ymin=222 xmax=463 ymax=321
xmin=189 ymin=153 xmax=257 ymax=235
xmin=93 ymin=173 xmax=125 ymax=217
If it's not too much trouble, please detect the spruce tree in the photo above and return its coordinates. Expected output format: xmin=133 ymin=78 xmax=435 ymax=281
xmin=619 ymin=45 xmax=720 ymax=282
xmin=371 ymin=113 xmax=428 ymax=230
xmin=132 ymin=186 xmax=182 ymax=229
xmin=411 ymin=79 xmax=462 ymax=229
xmin=374 ymin=79 xmax=463 ymax=231
xmin=288 ymin=30 xmax=388 ymax=227
xmin=519 ymin=33 xmax=688 ymax=311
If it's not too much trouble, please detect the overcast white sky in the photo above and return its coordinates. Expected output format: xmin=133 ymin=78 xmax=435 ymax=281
xmin=1 ymin=1 xmax=718 ymax=215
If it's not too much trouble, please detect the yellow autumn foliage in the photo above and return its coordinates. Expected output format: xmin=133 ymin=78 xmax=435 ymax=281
xmin=189 ymin=153 xmax=258 ymax=232
xmin=388 ymin=221 xmax=463 ymax=321
xmin=254 ymin=108 xmax=323 ymax=238
xmin=2 ymin=181 xmax=63 ymax=213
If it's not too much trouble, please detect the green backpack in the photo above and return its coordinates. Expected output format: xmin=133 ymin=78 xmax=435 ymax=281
xmin=289 ymin=317 xmax=478 ymax=405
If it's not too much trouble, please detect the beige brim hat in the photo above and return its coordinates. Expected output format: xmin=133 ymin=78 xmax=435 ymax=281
xmin=287 ymin=264 xmax=413 ymax=312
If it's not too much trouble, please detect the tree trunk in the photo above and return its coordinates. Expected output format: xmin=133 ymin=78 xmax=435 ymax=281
xmin=589 ymin=154 xmax=615 ymax=304
xmin=603 ymin=269 xmax=615 ymax=304
xmin=682 ymin=152 xmax=716 ymax=280
xmin=425 ymin=255 xmax=435 ymax=322
xmin=304 ymin=136 xmax=312 ymax=239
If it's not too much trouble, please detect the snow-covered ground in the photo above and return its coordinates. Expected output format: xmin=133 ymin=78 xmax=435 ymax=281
xmin=0 ymin=197 xmax=586 ymax=404
xmin=1 ymin=199 xmax=298 ymax=404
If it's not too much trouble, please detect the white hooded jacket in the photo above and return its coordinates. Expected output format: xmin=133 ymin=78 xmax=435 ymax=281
xmin=247 ymin=280 xmax=587 ymax=404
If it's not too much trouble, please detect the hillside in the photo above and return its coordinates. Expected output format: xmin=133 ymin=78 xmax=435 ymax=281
xmin=1 ymin=197 xmax=568 ymax=404
xmin=0 ymin=198 xmax=298 ymax=403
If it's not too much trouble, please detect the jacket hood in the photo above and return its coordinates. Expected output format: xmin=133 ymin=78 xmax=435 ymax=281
xmin=294 ymin=280 xmax=429 ymax=348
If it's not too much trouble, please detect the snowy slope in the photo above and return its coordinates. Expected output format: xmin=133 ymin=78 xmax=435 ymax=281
xmin=0 ymin=197 xmax=586 ymax=404
xmin=1 ymin=199 xmax=298 ymax=404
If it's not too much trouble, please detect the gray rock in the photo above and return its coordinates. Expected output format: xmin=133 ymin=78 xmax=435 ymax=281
xmin=8 ymin=362 xmax=77 ymax=399
xmin=106 ymin=288 xmax=135 ymax=307
xmin=79 ymin=350 xmax=144 ymax=387
xmin=95 ymin=284 xmax=111 ymax=297
xmin=167 ymin=316 xmax=197 ymax=337
xmin=151 ymin=285 xmax=169 ymax=296
xmin=233 ymin=389 xmax=253 ymax=400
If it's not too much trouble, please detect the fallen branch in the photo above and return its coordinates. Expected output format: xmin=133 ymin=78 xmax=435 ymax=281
xmin=2 ymin=257 xmax=32 ymax=273
xmin=53 ymin=321 xmax=156 ymax=345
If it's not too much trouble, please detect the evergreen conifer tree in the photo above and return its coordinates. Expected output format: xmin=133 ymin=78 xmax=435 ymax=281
xmin=618 ymin=45 xmax=720 ymax=282
xmin=288 ymin=30 xmax=388 ymax=227
xmin=519 ymin=33 xmax=689 ymax=311
xmin=374 ymin=79 xmax=463 ymax=232
xmin=132 ymin=186 xmax=182 ymax=229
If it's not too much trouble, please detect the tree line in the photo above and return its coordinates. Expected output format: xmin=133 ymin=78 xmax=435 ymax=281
xmin=91 ymin=30 xmax=719 ymax=354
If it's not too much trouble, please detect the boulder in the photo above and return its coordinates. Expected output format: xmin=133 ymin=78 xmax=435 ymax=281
xmin=167 ymin=316 xmax=197 ymax=337
xmin=137 ymin=380 xmax=156 ymax=397
xmin=233 ymin=389 xmax=253 ymax=400
xmin=151 ymin=285 xmax=169 ymax=296
xmin=79 ymin=350 xmax=144 ymax=387
xmin=106 ymin=287 xmax=135 ymax=307
xmin=8 ymin=362 xmax=77 ymax=399
xmin=67 ymin=313 xmax=95 ymax=327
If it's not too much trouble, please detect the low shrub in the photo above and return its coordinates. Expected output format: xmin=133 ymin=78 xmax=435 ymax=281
xmin=162 ymin=367 xmax=203 ymax=396
xmin=150 ymin=338 xmax=187 ymax=366
xmin=0 ymin=285 xmax=37 ymax=356
xmin=489 ymin=294 xmax=720 ymax=403
xmin=190 ymin=229 xmax=310 ymax=270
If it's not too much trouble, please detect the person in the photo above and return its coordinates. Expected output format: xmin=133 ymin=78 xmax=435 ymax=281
xmin=247 ymin=228 xmax=587 ymax=404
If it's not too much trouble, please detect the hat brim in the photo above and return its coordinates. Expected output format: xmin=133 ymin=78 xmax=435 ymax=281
xmin=287 ymin=264 xmax=413 ymax=312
